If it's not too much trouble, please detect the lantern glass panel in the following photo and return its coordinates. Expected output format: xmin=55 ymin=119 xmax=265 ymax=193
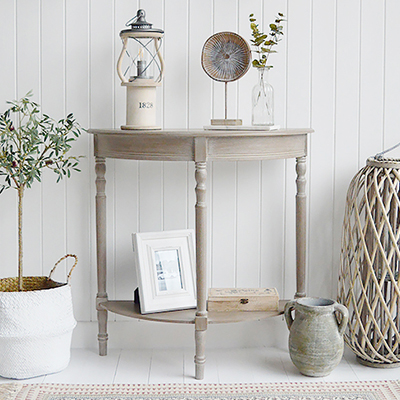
xmin=122 ymin=38 xmax=160 ymax=82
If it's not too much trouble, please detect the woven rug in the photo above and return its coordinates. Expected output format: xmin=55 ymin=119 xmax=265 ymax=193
xmin=1 ymin=381 xmax=400 ymax=400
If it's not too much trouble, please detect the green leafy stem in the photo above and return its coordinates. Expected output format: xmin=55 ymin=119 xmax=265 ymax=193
xmin=249 ymin=12 xmax=285 ymax=69
xmin=0 ymin=92 xmax=83 ymax=193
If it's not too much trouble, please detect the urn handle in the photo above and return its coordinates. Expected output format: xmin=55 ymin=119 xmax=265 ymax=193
xmin=284 ymin=300 xmax=296 ymax=330
xmin=334 ymin=303 xmax=349 ymax=336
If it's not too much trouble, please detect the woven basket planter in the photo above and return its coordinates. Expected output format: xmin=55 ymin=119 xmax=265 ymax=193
xmin=338 ymin=157 xmax=400 ymax=367
xmin=0 ymin=255 xmax=78 ymax=379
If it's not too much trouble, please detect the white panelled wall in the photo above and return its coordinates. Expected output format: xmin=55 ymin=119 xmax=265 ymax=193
xmin=1 ymin=0 xmax=400 ymax=349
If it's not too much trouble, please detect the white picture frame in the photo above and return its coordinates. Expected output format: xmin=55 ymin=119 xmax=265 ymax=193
xmin=132 ymin=229 xmax=196 ymax=314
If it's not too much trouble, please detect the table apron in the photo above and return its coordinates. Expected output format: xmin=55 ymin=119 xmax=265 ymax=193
xmin=94 ymin=134 xmax=307 ymax=162
xmin=94 ymin=134 xmax=194 ymax=161
xmin=207 ymin=135 xmax=307 ymax=161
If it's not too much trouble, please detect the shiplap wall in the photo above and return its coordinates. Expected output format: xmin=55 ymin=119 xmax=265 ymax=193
xmin=1 ymin=0 xmax=400 ymax=342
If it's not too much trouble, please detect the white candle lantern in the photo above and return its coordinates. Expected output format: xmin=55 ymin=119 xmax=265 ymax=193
xmin=117 ymin=9 xmax=164 ymax=130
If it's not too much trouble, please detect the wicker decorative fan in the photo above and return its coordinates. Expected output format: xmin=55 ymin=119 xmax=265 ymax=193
xmin=201 ymin=31 xmax=251 ymax=125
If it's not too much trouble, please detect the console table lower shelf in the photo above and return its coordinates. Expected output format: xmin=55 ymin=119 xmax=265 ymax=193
xmin=99 ymin=300 xmax=287 ymax=324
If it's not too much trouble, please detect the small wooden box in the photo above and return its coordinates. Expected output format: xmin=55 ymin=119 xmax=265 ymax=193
xmin=207 ymin=288 xmax=279 ymax=312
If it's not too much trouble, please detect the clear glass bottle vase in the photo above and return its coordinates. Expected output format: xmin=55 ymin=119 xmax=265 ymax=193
xmin=252 ymin=67 xmax=274 ymax=126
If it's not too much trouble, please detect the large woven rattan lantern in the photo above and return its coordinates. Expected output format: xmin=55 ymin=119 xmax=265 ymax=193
xmin=338 ymin=156 xmax=400 ymax=368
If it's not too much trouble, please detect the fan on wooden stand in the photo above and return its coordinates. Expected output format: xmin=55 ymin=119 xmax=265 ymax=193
xmin=201 ymin=31 xmax=251 ymax=126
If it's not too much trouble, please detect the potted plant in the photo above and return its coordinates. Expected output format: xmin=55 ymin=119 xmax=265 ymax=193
xmin=0 ymin=92 xmax=83 ymax=379
xmin=249 ymin=12 xmax=285 ymax=126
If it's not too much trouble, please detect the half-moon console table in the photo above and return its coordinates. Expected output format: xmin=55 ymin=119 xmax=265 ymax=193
xmin=89 ymin=127 xmax=313 ymax=380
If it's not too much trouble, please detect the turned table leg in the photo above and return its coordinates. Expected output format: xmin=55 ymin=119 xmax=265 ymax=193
xmin=295 ymin=156 xmax=307 ymax=299
xmin=95 ymin=156 xmax=108 ymax=355
xmin=194 ymin=160 xmax=208 ymax=380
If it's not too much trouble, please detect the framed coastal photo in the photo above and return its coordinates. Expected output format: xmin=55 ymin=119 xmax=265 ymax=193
xmin=132 ymin=229 xmax=196 ymax=314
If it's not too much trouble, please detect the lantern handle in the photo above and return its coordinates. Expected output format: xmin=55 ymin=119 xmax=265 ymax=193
xmin=155 ymin=37 xmax=164 ymax=83
xmin=117 ymin=37 xmax=129 ymax=83
xmin=375 ymin=142 xmax=400 ymax=160
xmin=125 ymin=9 xmax=145 ymax=28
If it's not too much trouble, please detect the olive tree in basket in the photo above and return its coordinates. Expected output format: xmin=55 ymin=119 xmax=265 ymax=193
xmin=0 ymin=92 xmax=83 ymax=379
xmin=0 ymin=92 xmax=82 ymax=291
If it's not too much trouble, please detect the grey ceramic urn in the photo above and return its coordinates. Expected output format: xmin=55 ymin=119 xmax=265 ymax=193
xmin=284 ymin=297 xmax=349 ymax=377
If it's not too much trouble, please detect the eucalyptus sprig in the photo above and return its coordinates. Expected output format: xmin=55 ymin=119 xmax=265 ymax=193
xmin=249 ymin=12 xmax=285 ymax=68
xmin=0 ymin=92 xmax=83 ymax=290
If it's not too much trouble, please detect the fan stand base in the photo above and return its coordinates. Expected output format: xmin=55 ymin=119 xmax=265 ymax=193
xmin=211 ymin=119 xmax=242 ymax=126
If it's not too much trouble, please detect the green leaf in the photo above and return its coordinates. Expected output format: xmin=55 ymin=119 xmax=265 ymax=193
xmin=261 ymin=48 xmax=277 ymax=53
xmin=254 ymin=37 xmax=265 ymax=46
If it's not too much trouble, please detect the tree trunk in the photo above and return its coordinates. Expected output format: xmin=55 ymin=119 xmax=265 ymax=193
xmin=18 ymin=186 xmax=24 ymax=291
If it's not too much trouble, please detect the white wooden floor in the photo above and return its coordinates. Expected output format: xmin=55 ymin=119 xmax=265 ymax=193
xmin=0 ymin=346 xmax=399 ymax=384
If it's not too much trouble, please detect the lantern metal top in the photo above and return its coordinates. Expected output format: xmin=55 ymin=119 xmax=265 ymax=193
xmin=120 ymin=9 xmax=164 ymax=36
